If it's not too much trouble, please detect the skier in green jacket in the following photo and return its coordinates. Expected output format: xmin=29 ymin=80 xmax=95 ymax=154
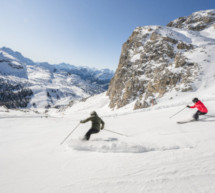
xmin=80 ymin=111 xmax=105 ymax=140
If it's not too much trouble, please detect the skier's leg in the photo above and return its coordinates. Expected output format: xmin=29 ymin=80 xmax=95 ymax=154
xmin=199 ymin=112 xmax=207 ymax=118
xmin=88 ymin=129 xmax=99 ymax=140
xmin=84 ymin=128 xmax=99 ymax=140
xmin=193 ymin=111 xmax=200 ymax=120
xmin=84 ymin=129 xmax=93 ymax=140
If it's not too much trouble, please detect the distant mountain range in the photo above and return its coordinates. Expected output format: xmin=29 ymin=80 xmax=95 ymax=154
xmin=0 ymin=47 xmax=114 ymax=109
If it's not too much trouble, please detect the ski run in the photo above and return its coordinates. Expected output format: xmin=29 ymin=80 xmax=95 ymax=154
xmin=0 ymin=92 xmax=215 ymax=193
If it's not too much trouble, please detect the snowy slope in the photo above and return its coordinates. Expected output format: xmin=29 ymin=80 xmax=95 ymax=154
xmin=0 ymin=93 xmax=215 ymax=193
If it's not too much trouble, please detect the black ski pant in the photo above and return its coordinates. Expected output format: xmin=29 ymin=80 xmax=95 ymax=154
xmin=193 ymin=110 xmax=207 ymax=120
xmin=84 ymin=128 xmax=100 ymax=140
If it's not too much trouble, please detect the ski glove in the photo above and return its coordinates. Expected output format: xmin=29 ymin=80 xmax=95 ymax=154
xmin=187 ymin=105 xmax=190 ymax=108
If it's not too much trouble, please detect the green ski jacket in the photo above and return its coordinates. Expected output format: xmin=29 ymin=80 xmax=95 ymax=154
xmin=81 ymin=115 xmax=105 ymax=131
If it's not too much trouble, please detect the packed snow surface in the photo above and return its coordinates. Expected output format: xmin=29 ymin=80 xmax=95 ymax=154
xmin=0 ymin=91 xmax=215 ymax=193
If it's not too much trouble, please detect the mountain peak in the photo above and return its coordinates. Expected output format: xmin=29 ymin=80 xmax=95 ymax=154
xmin=167 ymin=9 xmax=215 ymax=31
xmin=1 ymin=46 xmax=35 ymax=66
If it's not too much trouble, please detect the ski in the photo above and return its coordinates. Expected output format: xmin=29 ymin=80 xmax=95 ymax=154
xmin=205 ymin=115 xmax=215 ymax=118
xmin=177 ymin=116 xmax=214 ymax=124
xmin=177 ymin=119 xmax=196 ymax=124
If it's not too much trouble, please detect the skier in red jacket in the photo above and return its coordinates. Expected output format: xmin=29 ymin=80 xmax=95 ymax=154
xmin=187 ymin=98 xmax=208 ymax=120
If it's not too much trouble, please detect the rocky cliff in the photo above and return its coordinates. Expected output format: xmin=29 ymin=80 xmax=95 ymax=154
xmin=107 ymin=9 xmax=215 ymax=110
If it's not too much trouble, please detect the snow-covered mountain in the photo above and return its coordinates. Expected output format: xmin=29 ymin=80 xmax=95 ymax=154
xmin=0 ymin=47 xmax=114 ymax=109
xmin=107 ymin=9 xmax=215 ymax=110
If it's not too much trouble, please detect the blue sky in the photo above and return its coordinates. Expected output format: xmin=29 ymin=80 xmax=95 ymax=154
xmin=0 ymin=0 xmax=214 ymax=70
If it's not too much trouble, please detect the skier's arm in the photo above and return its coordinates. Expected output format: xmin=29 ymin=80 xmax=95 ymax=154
xmin=80 ymin=117 xmax=92 ymax=123
xmin=100 ymin=119 xmax=105 ymax=130
xmin=189 ymin=104 xmax=196 ymax=109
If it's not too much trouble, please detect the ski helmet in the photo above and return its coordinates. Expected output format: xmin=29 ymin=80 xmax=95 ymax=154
xmin=90 ymin=111 xmax=97 ymax=116
xmin=192 ymin=98 xmax=199 ymax=103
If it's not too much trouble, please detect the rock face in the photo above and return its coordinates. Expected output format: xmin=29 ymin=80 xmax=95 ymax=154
xmin=107 ymin=9 xmax=215 ymax=110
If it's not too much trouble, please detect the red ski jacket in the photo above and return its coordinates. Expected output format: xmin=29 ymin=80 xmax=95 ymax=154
xmin=190 ymin=100 xmax=208 ymax=113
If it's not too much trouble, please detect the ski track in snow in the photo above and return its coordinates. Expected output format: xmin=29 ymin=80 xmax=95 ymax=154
xmin=68 ymin=137 xmax=194 ymax=153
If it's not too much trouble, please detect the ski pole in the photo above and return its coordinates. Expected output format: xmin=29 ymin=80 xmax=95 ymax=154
xmin=169 ymin=106 xmax=187 ymax=119
xmin=60 ymin=123 xmax=80 ymax=145
xmin=104 ymin=129 xmax=129 ymax=137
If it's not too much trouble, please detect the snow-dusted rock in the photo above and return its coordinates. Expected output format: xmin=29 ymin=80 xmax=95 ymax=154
xmin=107 ymin=9 xmax=215 ymax=110
xmin=167 ymin=9 xmax=215 ymax=31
